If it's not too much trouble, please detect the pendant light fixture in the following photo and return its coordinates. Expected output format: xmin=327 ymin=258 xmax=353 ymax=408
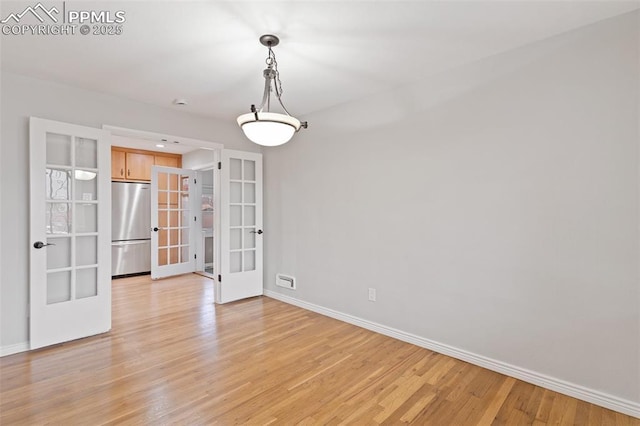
xmin=237 ymin=35 xmax=308 ymax=147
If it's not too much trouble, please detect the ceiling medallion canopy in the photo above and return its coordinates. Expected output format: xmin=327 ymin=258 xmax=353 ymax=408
xmin=237 ymin=34 xmax=308 ymax=147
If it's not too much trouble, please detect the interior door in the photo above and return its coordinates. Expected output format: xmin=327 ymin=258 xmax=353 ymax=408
xmin=218 ymin=150 xmax=263 ymax=303
xmin=150 ymin=166 xmax=197 ymax=279
xmin=29 ymin=117 xmax=111 ymax=350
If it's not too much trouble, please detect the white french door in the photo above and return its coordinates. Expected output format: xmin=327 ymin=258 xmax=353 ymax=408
xmin=29 ymin=117 xmax=111 ymax=350
xmin=218 ymin=150 xmax=263 ymax=303
xmin=150 ymin=166 xmax=197 ymax=279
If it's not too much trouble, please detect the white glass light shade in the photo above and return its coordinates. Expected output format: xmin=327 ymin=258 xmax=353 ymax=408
xmin=74 ymin=170 xmax=97 ymax=180
xmin=237 ymin=112 xmax=301 ymax=147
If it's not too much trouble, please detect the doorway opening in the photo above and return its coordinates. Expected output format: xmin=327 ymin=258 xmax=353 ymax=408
xmin=103 ymin=125 xmax=222 ymax=291
xmin=196 ymin=167 xmax=216 ymax=279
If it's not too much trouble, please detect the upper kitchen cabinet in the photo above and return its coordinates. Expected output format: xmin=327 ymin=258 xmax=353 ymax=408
xmin=111 ymin=147 xmax=181 ymax=181
xmin=154 ymin=155 xmax=180 ymax=168
xmin=126 ymin=152 xmax=154 ymax=180
xmin=111 ymin=149 xmax=126 ymax=180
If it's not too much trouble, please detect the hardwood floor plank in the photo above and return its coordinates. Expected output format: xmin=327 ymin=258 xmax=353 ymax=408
xmin=476 ymin=376 xmax=516 ymax=425
xmin=1 ymin=274 xmax=638 ymax=425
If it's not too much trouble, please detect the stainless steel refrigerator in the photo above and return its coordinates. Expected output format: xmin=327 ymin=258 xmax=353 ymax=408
xmin=112 ymin=182 xmax=151 ymax=276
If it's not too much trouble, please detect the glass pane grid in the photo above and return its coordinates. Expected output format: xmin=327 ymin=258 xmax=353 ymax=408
xmin=229 ymin=158 xmax=259 ymax=274
xmin=157 ymin=172 xmax=192 ymax=268
xmin=45 ymin=133 xmax=98 ymax=304
xmin=45 ymin=134 xmax=101 ymax=304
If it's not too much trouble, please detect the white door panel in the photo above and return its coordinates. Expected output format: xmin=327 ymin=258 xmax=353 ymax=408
xmin=29 ymin=117 xmax=111 ymax=349
xmin=218 ymin=150 xmax=263 ymax=303
xmin=150 ymin=166 xmax=197 ymax=279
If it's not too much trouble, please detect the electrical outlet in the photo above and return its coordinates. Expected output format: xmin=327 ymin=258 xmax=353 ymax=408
xmin=368 ymin=288 xmax=376 ymax=302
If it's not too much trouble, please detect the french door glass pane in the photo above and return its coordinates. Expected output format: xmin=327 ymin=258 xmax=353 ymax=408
xmin=75 ymin=138 xmax=97 ymax=168
xmin=76 ymin=268 xmax=98 ymax=299
xmin=230 ymin=229 xmax=241 ymax=250
xmin=47 ymin=237 xmax=71 ymax=269
xmin=158 ymin=210 xmax=168 ymax=227
xmin=47 ymin=271 xmax=71 ymax=304
xmin=244 ymin=228 xmax=256 ymax=249
xmin=46 ymin=133 xmax=72 ymax=166
xmin=230 ymin=206 xmax=242 ymax=226
xmin=76 ymin=204 xmax=97 ymax=233
xmin=244 ymin=250 xmax=255 ymax=271
xmin=230 ymin=159 xmax=242 ymax=180
xmin=244 ymin=183 xmax=255 ymax=203
xmin=230 ymin=251 xmax=242 ymax=273
xmin=159 ymin=229 xmax=168 ymax=246
xmin=75 ymin=174 xmax=97 ymax=201
xmin=46 ymin=203 xmax=71 ymax=234
xmin=169 ymin=247 xmax=179 ymax=264
xmin=170 ymin=229 xmax=179 ymax=246
xmin=244 ymin=206 xmax=255 ymax=226
xmin=244 ymin=160 xmax=255 ymax=181
xmin=159 ymin=248 xmax=168 ymax=266
xmin=76 ymin=236 xmax=97 ymax=266
xmin=230 ymin=182 xmax=242 ymax=203
xmin=180 ymin=227 xmax=189 ymax=245
xmin=45 ymin=169 xmax=71 ymax=200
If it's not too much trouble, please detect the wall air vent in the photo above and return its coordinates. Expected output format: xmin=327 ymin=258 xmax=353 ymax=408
xmin=276 ymin=274 xmax=296 ymax=290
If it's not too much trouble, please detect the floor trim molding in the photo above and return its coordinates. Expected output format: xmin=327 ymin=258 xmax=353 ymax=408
xmin=264 ymin=290 xmax=640 ymax=419
xmin=1 ymin=342 xmax=29 ymax=357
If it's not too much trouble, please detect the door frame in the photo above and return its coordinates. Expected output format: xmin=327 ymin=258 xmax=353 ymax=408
xmin=191 ymin=159 xmax=222 ymax=284
xmin=102 ymin=125 xmax=223 ymax=295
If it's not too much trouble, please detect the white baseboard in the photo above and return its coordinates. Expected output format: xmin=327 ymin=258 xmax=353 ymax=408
xmin=264 ymin=290 xmax=640 ymax=419
xmin=1 ymin=342 xmax=29 ymax=357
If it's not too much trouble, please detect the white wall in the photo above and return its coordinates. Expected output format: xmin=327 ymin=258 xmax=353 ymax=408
xmin=0 ymin=72 xmax=259 ymax=349
xmin=182 ymin=149 xmax=216 ymax=170
xmin=263 ymin=11 xmax=639 ymax=407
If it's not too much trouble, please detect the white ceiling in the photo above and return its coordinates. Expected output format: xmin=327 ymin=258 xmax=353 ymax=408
xmin=1 ymin=1 xmax=638 ymax=123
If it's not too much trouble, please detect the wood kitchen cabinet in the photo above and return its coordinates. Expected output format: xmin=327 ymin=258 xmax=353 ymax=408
xmin=154 ymin=155 xmax=180 ymax=168
xmin=111 ymin=147 xmax=182 ymax=181
xmin=111 ymin=149 xmax=126 ymax=180
xmin=126 ymin=152 xmax=154 ymax=180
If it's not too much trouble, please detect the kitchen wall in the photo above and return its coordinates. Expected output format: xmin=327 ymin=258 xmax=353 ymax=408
xmin=182 ymin=149 xmax=216 ymax=170
xmin=0 ymin=72 xmax=259 ymax=351
xmin=263 ymin=11 xmax=639 ymax=409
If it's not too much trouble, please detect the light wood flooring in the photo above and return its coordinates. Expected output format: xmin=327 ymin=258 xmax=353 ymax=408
xmin=1 ymin=274 xmax=638 ymax=425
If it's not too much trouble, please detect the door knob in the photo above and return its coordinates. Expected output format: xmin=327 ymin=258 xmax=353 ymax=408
xmin=33 ymin=241 xmax=55 ymax=249
xmin=152 ymin=227 xmax=159 ymax=232
xmin=250 ymin=229 xmax=263 ymax=235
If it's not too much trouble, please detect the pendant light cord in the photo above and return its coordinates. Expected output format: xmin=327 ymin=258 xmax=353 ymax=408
xmin=260 ymin=45 xmax=294 ymax=117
